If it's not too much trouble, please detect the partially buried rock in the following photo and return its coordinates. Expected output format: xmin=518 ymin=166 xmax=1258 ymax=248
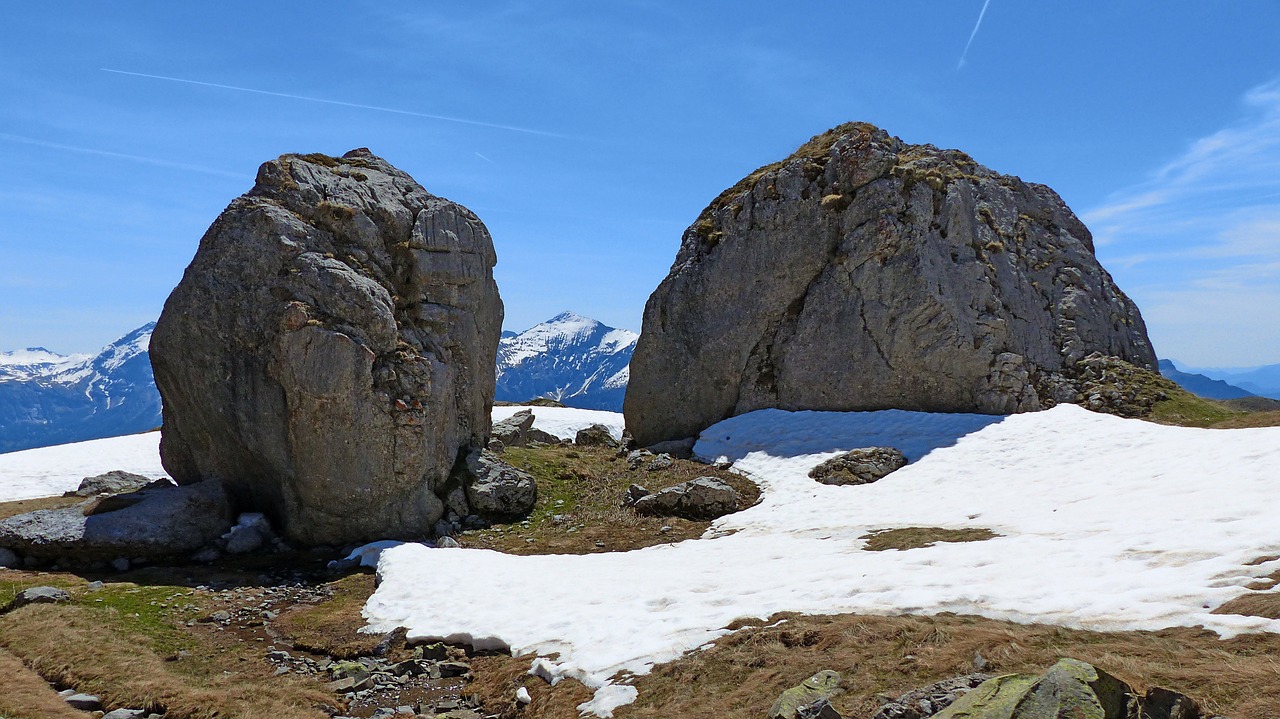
xmin=769 ymin=670 xmax=844 ymax=719
xmin=809 ymin=447 xmax=908 ymax=486
xmin=151 ymin=149 xmax=503 ymax=546
xmin=455 ymin=449 xmax=537 ymax=517
xmin=932 ymin=659 xmax=1137 ymax=719
xmin=63 ymin=470 xmax=156 ymax=497
xmin=0 ymin=480 xmax=232 ymax=563
xmin=574 ymin=423 xmax=619 ymax=448
xmin=632 ymin=477 xmax=739 ymax=520
xmin=625 ymin=122 xmax=1157 ymax=446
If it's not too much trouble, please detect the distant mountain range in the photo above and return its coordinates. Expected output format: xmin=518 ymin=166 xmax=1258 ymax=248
xmin=1157 ymin=359 xmax=1256 ymax=400
xmin=1181 ymin=363 xmax=1280 ymax=401
xmin=495 ymin=312 xmax=636 ymax=411
xmin=0 ymin=323 xmax=162 ymax=454
xmin=0 ymin=313 xmax=637 ymax=454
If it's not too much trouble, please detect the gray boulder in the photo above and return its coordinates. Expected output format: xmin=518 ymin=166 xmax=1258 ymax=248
xmin=809 ymin=447 xmax=908 ymax=486
xmin=2 ymin=585 xmax=71 ymax=613
xmin=624 ymin=122 xmax=1157 ymax=445
xmin=632 ymin=477 xmax=740 ymax=520
xmin=492 ymin=409 xmax=535 ymax=447
xmin=0 ymin=480 xmax=233 ymax=562
xmin=63 ymin=470 xmax=156 ymax=497
xmin=151 ymin=149 xmax=503 ymax=546
xmin=574 ymin=424 xmax=619 ymax=448
xmin=457 ymin=449 xmax=537 ymax=517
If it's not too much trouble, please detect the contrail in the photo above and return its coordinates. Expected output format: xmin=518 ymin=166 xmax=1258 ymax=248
xmin=474 ymin=152 xmax=494 ymax=163
xmin=0 ymin=132 xmax=248 ymax=179
xmin=957 ymin=0 xmax=993 ymax=69
xmin=101 ymin=68 xmax=567 ymax=138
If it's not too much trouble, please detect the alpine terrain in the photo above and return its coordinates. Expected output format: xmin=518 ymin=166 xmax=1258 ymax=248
xmin=0 ymin=323 xmax=161 ymax=454
xmin=495 ymin=312 xmax=636 ymax=411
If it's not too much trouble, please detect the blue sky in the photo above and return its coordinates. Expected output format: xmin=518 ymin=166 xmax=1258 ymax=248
xmin=2 ymin=2 xmax=1278 ymax=367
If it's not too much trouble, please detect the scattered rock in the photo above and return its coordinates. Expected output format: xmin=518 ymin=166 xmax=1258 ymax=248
xmin=633 ymin=477 xmax=740 ymax=520
xmin=437 ymin=536 xmax=461 ymax=549
xmin=0 ymin=480 xmax=233 ymax=562
xmin=621 ymin=483 xmax=650 ymax=507
xmin=625 ymin=122 xmax=1157 ymax=446
xmin=151 ymin=149 xmax=503 ymax=546
xmin=769 ymin=669 xmax=844 ymax=719
xmin=63 ymin=470 xmax=156 ymax=497
xmin=1141 ymin=687 xmax=1201 ymax=719
xmin=645 ymin=453 xmax=674 ymax=471
xmin=575 ymin=424 xmax=619 ymax=448
xmin=527 ymin=428 xmax=560 ymax=445
xmin=3 ymin=585 xmax=71 ymax=613
xmin=102 ymin=709 xmax=146 ymax=719
xmin=626 ymin=449 xmax=653 ymax=470
xmin=63 ymin=693 xmax=102 ymax=711
xmin=873 ymin=673 xmax=992 ymax=719
xmin=809 ymin=447 xmax=908 ymax=486
xmin=456 ymin=449 xmax=537 ymax=517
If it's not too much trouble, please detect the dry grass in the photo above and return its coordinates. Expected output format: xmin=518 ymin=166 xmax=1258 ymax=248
xmin=274 ymin=572 xmax=384 ymax=658
xmin=1210 ymin=410 xmax=1280 ymax=429
xmin=0 ymin=603 xmax=333 ymax=719
xmin=609 ymin=613 xmax=1280 ymax=719
xmin=860 ymin=527 xmax=999 ymax=552
xmin=465 ymin=612 xmax=1280 ymax=719
xmin=460 ymin=445 xmax=759 ymax=555
xmin=0 ymin=646 xmax=88 ymax=719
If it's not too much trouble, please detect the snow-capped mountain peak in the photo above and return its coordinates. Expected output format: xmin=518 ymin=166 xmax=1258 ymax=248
xmin=0 ymin=324 xmax=161 ymax=454
xmin=496 ymin=312 xmax=637 ymax=411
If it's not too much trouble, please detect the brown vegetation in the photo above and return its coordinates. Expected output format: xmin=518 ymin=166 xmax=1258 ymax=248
xmin=274 ymin=573 xmax=383 ymax=658
xmin=860 ymin=527 xmax=999 ymax=552
xmin=460 ymin=444 xmax=758 ymax=555
xmin=0 ymin=646 xmax=87 ymax=719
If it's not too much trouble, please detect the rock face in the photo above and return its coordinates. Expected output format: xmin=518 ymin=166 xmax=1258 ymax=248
xmin=151 ymin=149 xmax=503 ymax=545
xmin=625 ymin=123 xmax=1157 ymax=445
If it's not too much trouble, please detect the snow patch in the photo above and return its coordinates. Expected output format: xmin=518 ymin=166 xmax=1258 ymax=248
xmin=366 ymin=405 xmax=1280 ymax=715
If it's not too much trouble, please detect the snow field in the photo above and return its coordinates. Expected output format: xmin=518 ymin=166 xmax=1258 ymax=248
xmin=365 ymin=405 xmax=1280 ymax=716
xmin=491 ymin=405 xmax=625 ymax=442
xmin=0 ymin=431 xmax=168 ymax=501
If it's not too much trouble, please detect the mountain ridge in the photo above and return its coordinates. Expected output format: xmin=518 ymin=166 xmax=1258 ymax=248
xmin=495 ymin=311 xmax=636 ymax=411
xmin=0 ymin=323 xmax=162 ymax=453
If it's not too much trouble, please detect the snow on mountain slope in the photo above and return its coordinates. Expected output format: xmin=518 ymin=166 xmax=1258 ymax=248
xmin=365 ymin=406 xmax=1280 ymax=715
xmin=0 ymin=323 xmax=162 ymax=454
xmin=495 ymin=312 xmax=637 ymax=411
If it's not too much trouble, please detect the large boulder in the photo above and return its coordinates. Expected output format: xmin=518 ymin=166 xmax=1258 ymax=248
xmin=456 ymin=449 xmax=538 ymax=517
xmin=632 ymin=477 xmax=740 ymax=520
xmin=625 ymin=123 xmax=1156 ymax=445
xmin=151 ymin=149 xmax=503 ymax=545
xmin=0 ymin=480 xmax=233 ymax=562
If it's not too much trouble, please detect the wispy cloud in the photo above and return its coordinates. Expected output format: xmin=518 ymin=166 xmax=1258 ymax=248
xmin=1083 ymin=77 xmax=1280 ymax=365
xmin=0 ymin=132 xmax=248 ymax=179
xmin=958 ymin=0 xmax=993 ymax=70
xmin=101 ymin=68 xmax=568 ymax=139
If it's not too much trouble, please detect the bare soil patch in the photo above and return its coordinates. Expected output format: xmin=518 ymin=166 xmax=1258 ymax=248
xmin=860 ymin=527 xmax=1000 ymax=552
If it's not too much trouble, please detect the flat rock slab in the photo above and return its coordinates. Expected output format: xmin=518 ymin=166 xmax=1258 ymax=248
xmin=0 ymin=480 xmax=232 ymax=562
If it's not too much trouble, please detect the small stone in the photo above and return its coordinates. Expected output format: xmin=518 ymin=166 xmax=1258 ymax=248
xmin=437 ymin=536 xmax=461 ymax=549
xmin=86 ymin=580 xmax=105 ymax=591
xmin=438 ymin=660 xmax=471 ymax=677
xmin=63 ymin=693 xmax=103 ymax=711
xmin=102 ymin=710 xmax=146 ymax=719
xmin=645 ymin=453 xmax=674 ymax=471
